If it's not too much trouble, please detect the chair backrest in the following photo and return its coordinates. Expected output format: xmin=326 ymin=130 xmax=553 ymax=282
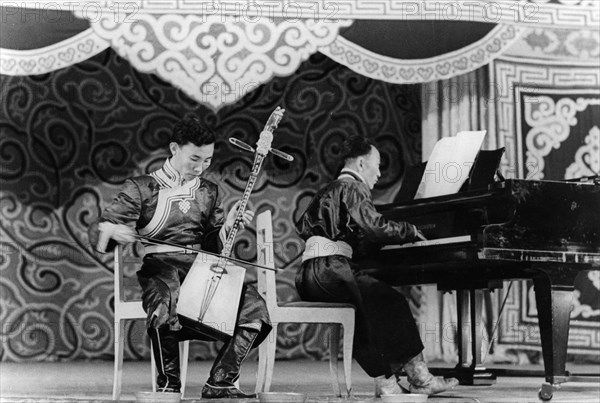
xmin=256 ymin=210 xmax=279 ymax=309
xmin=114 ymin=243 xmax=144 ymax=305
xmin=114 ymin=244 xmax=126 ymax=304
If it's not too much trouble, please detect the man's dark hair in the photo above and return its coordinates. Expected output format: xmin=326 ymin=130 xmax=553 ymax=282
xmin=171 ymin=113 xmax=216 ymax=146
xmin=341 ymin=135 xmax=376 ymax=161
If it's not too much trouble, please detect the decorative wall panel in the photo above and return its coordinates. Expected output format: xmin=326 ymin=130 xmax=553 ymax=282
xmin=492 ymin=58 xmax=599 ymax=179
xmin=493 ymin=58 xmax=600 ymax=355
xmin=0 ymin=48 xmax=421 ymax=362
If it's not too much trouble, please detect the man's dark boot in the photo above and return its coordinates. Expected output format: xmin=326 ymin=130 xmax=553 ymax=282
xmin=148 ymin=327 xmax=181 ymax=393
xmin=201 ymin=327 xmax=258 ymax=399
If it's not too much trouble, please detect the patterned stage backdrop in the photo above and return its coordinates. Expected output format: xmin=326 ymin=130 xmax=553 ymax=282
xmin=493 ymin=58 xmax=600 ymax=357
xmin=0 ymin=48 xmax=421 ymax=362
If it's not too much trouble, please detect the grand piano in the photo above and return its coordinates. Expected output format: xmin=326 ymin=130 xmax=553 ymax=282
xmin=370 ymin=169 xmax=600 ymax=400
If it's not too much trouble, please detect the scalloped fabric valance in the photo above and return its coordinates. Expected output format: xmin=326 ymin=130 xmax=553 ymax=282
xmin=1 ymin=0 xmax=598 ymax=110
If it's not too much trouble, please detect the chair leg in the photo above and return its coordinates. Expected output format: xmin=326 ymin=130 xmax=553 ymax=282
xmin=150 ymin=340 xmax=156 ymax=392
xmin=263 ymin=323 xmax=278 ymax=392
xmin=113 ymin=320 xmax=125 ymax=400
xmin=255 ymin=336 xmax=268 ymax=392
xmin=329 ymin=324 xmax=342 ymax=397
xmin=149 ymin=335 xmax=184 ymax=394
xmin=179 ymin=341 xmax=189 ymax=397
xmin=342 ymin=319 xmax=354 ymax=396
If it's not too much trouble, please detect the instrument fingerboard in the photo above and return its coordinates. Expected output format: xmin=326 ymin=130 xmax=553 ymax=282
xmin=220 ymin=154 xmax=264 ymax=260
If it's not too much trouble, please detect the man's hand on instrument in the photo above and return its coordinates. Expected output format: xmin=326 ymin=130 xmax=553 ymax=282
xmin=100 ymin=222 xmax=136 ymax=243
xmin=225 ymin=201 xmax=255 ymax=232
xmin=96 ymin=222 xmax=136 ymax=252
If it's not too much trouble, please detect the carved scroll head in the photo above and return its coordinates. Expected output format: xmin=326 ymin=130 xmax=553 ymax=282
xmin=256 ymin=107 xmax=285 ymax=155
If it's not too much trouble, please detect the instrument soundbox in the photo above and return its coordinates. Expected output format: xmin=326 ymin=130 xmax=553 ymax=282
xmin=177 ymin=253 xmax=246 ymax=340
xmin=176 ymin=106 xmax=288 ymax=341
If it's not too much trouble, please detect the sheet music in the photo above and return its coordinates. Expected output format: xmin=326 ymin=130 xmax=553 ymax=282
xmin=414 ymin=130 xmax=487 ymax=199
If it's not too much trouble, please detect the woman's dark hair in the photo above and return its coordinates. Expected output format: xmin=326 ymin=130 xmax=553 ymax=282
xmin=170 ymin=113 xmax=216 ymax=146
xmin=341 ymin=135 xmax=376 ymax=161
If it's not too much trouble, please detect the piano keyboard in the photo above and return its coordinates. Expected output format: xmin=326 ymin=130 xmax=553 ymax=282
xmin=381 ymin=235 xmax=472 ymax=250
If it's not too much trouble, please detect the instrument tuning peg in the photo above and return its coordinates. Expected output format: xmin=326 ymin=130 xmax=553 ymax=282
xmin=229 ymin=137 xmax=255 ymax=153
xmin=270 ymin=147 xmax=294 ymax=161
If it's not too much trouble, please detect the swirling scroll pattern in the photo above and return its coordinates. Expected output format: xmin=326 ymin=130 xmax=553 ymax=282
xmin=88 ymin=14 xmax=353 ymax=111
xmin=565 ymin=126 xmax=600 ymax=179
xmin=0 ymin=48 xmax=420 ymax=362
xmin=523 ymin=95 xmax=600 ymax=179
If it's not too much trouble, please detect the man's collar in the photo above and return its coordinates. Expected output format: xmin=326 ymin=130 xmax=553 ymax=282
xmin=149 ymin=158 xmax=190 ymax=189
xmin=338 ymin=167 xmax=366 ymax=184
xmin=163 ymin=158 xmax=184 ymax=186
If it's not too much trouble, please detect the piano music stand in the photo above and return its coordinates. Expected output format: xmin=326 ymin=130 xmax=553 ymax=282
xmin=394 ymin=162 xmax=427 ymax=204
xmin=460 ymin=147 xmax=506 ymax=192
xmin=395 ymin=147 xmax=505 ymax=204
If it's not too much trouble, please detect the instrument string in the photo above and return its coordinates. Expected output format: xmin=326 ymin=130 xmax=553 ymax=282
xmin=133 ymin=234 xmax=279 ymax=272
xmin=199 ymin=277 xmax=213 ymax=321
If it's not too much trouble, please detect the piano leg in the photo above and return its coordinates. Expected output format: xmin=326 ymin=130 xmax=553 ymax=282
xmin=532 ymin=269 xmax=577 ymax=401
xmin=454 ymin=288 xmax=497 ymax=385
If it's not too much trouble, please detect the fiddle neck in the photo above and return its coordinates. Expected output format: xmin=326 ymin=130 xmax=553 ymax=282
xmin=216 ymin=106 xmax=284 ymax=265
xmin=220 ymin=153 xmax=265 ymax=259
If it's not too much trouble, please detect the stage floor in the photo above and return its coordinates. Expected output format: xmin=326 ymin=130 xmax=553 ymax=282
xmin=0 ymin=359 xmax=598 ymax=402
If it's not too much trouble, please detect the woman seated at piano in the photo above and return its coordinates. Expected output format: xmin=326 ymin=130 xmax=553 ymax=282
xmin=295 ymin=135 xmax=459 ymax=396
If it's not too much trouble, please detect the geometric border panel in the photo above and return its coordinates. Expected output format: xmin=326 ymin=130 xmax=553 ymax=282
xmin=498 ymin=281 xmax=600 ymax=355
xmin=492 ymin=57 xmax=599 ymax=179
xmin=19 ymin=0 xmax=600 ymax=29
xmin=515 ymin=88 xmax=599 ymax=180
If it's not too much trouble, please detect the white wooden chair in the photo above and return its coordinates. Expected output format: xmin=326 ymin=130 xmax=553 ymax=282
xmin=113 ymin=244 xmax=190 ymax=400
xmin=254 ymin=210 xmax=355 ymax=396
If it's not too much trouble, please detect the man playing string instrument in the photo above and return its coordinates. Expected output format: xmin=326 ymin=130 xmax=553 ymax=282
xmin=88 ymin=114 xmax=271 ymax=399
xmin=295 ymin=135 xmax=459 ymax=396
